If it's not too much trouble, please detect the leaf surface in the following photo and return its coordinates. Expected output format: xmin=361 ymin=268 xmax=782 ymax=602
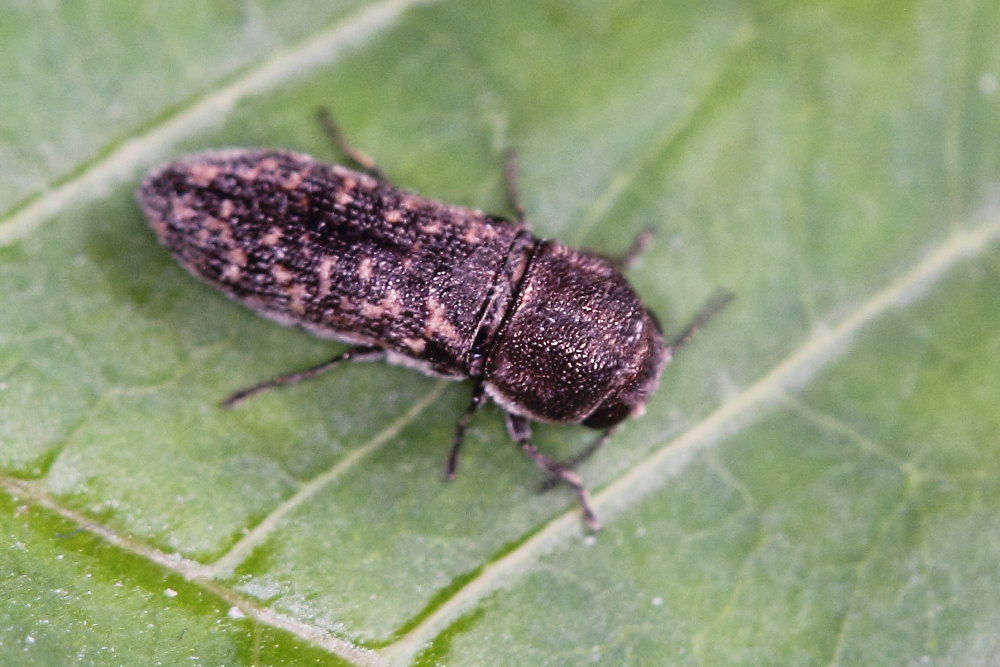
xmin=2 ymin=0 xmax=999 ymax=664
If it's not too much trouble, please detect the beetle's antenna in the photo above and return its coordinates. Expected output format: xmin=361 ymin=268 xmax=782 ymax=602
xmin=614 ymin=228 xmax=655 ymax=271
xmin=667 ymin=290 xmax=734 ymax=354
xmin=503 ymin=149 xmax=526 ymax=223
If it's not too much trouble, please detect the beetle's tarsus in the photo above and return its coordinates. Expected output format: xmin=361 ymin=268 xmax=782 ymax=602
xmin=538 ymin=428 xmax=612 ymax=492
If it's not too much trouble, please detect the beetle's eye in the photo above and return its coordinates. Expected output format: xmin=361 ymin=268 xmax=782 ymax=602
xmin=582 ymin=399 xmax=630 ymax=429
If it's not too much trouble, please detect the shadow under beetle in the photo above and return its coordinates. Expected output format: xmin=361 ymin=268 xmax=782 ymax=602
xmin=137 ymin=109 xmax=731 ymax=530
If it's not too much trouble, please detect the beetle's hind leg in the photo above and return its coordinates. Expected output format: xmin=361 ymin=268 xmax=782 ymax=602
xmin=445 ymin=380 xmax=485 ymax=480
xmin=222 ymin=345 xmax=384 ymax=408
xmin=506 ymin=413 xmax=601 ymax=531
xmin=316 ymin=108 xmax=390 ymax=182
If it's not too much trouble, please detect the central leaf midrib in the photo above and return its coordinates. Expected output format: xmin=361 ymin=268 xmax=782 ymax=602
xmin=381 ymin=215 xmax=1000 ymax=665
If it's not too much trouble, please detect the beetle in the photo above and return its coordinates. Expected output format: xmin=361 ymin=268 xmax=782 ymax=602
xmin=137 ymin=110 xmax=730 ymax=530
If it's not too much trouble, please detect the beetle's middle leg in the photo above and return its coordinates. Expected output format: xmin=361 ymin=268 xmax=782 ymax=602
xmin=222 ymin=345 xmax=384 ymax=408
xmin=445 ymin=380 xmax=485 ymax=480
xmin=316 ymin=108 xmax=390 ymax=182
xmin=506 ymin=413 xmax=601 ymax=531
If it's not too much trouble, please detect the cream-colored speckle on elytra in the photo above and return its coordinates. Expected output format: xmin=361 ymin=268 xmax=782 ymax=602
xmin=188 ymin=163 xmax=220 ymax=186
xmin=340 ymin=174 xmax=358 ymax=191
xmin=281 ymin=171 xmax=304 ymax=190
xmin=335 ymin=190 xmax=354 ymax=206
xmin=360 ymin=301 xmax=384 ymax=319
xmin=357 ymin=256 xmax=374 ymax=281
xmin=147 ymin=216 xmax=167 ymax=235
xmin=204 ymin=216 xmax=235 ymax=245
xmin=227 ymin=246 xmax=248 ymax=267
xmin=424 ymin=297 xmax=463 ymax=345
xmin=360 ymin=290 xmax=404 ymax=320
xmin=222 ymin=264 xmax=243 ymax=282
xmin=384 ymin=209 xmax=404 ymax=223
xmin=381 ymin=290 xmax=405 ymax=317
xmin=242 ymin=157 xmax=279 ymax=181
xmin=262 ymin=226 xmax=283 ymax=246
xmin=403 ymin=337 xmax=426 ymax=354
xmin=218 ymin=199 xmax=235 ymax=218
xmin=463 ymin=222 xmax=496 ymax=244
xmin=172 ymin=202 xmax=199 ymax=221
xmin=316 ymin=256 xmax=336 ymax=299
xmin=422 ymin=219 xmax=442 ymax=234
xmin=271 ymin=264 xmax=294 ymax=284
xmin=288 ymin=283 xmax=309 ymax=314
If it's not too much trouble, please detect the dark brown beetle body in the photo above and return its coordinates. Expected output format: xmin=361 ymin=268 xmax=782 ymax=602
xmin=139 ymin=149 xmax=667 ymax=428
xmin=138 ymin=148 xmax=680 ymax=529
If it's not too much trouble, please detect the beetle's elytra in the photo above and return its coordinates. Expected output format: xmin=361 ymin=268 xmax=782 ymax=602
xmin=137 ymin=117 xmax=728 ymax=530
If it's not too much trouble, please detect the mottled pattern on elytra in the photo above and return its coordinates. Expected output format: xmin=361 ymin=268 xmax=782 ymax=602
xmin=139 ymin=148 xmax=668 ymax=428
xmin=139 ymin=149 xmax=529 ymax=376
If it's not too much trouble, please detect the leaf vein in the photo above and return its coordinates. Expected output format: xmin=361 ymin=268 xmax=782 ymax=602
xmin=205 ymin=380 xmax=449 ymax=578
xmin=0 ymin=0 xmax=437 ymax=248
xmin=382 ymin=212 xmax=1000 ymax=665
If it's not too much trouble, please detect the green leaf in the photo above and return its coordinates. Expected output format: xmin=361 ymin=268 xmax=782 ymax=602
xmin=3 ymin=0 xmax=1000 ymax=664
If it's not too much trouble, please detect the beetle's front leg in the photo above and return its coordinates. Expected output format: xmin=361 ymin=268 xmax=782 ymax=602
xmin=505 ymin=413 xmax=601 ymax=531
